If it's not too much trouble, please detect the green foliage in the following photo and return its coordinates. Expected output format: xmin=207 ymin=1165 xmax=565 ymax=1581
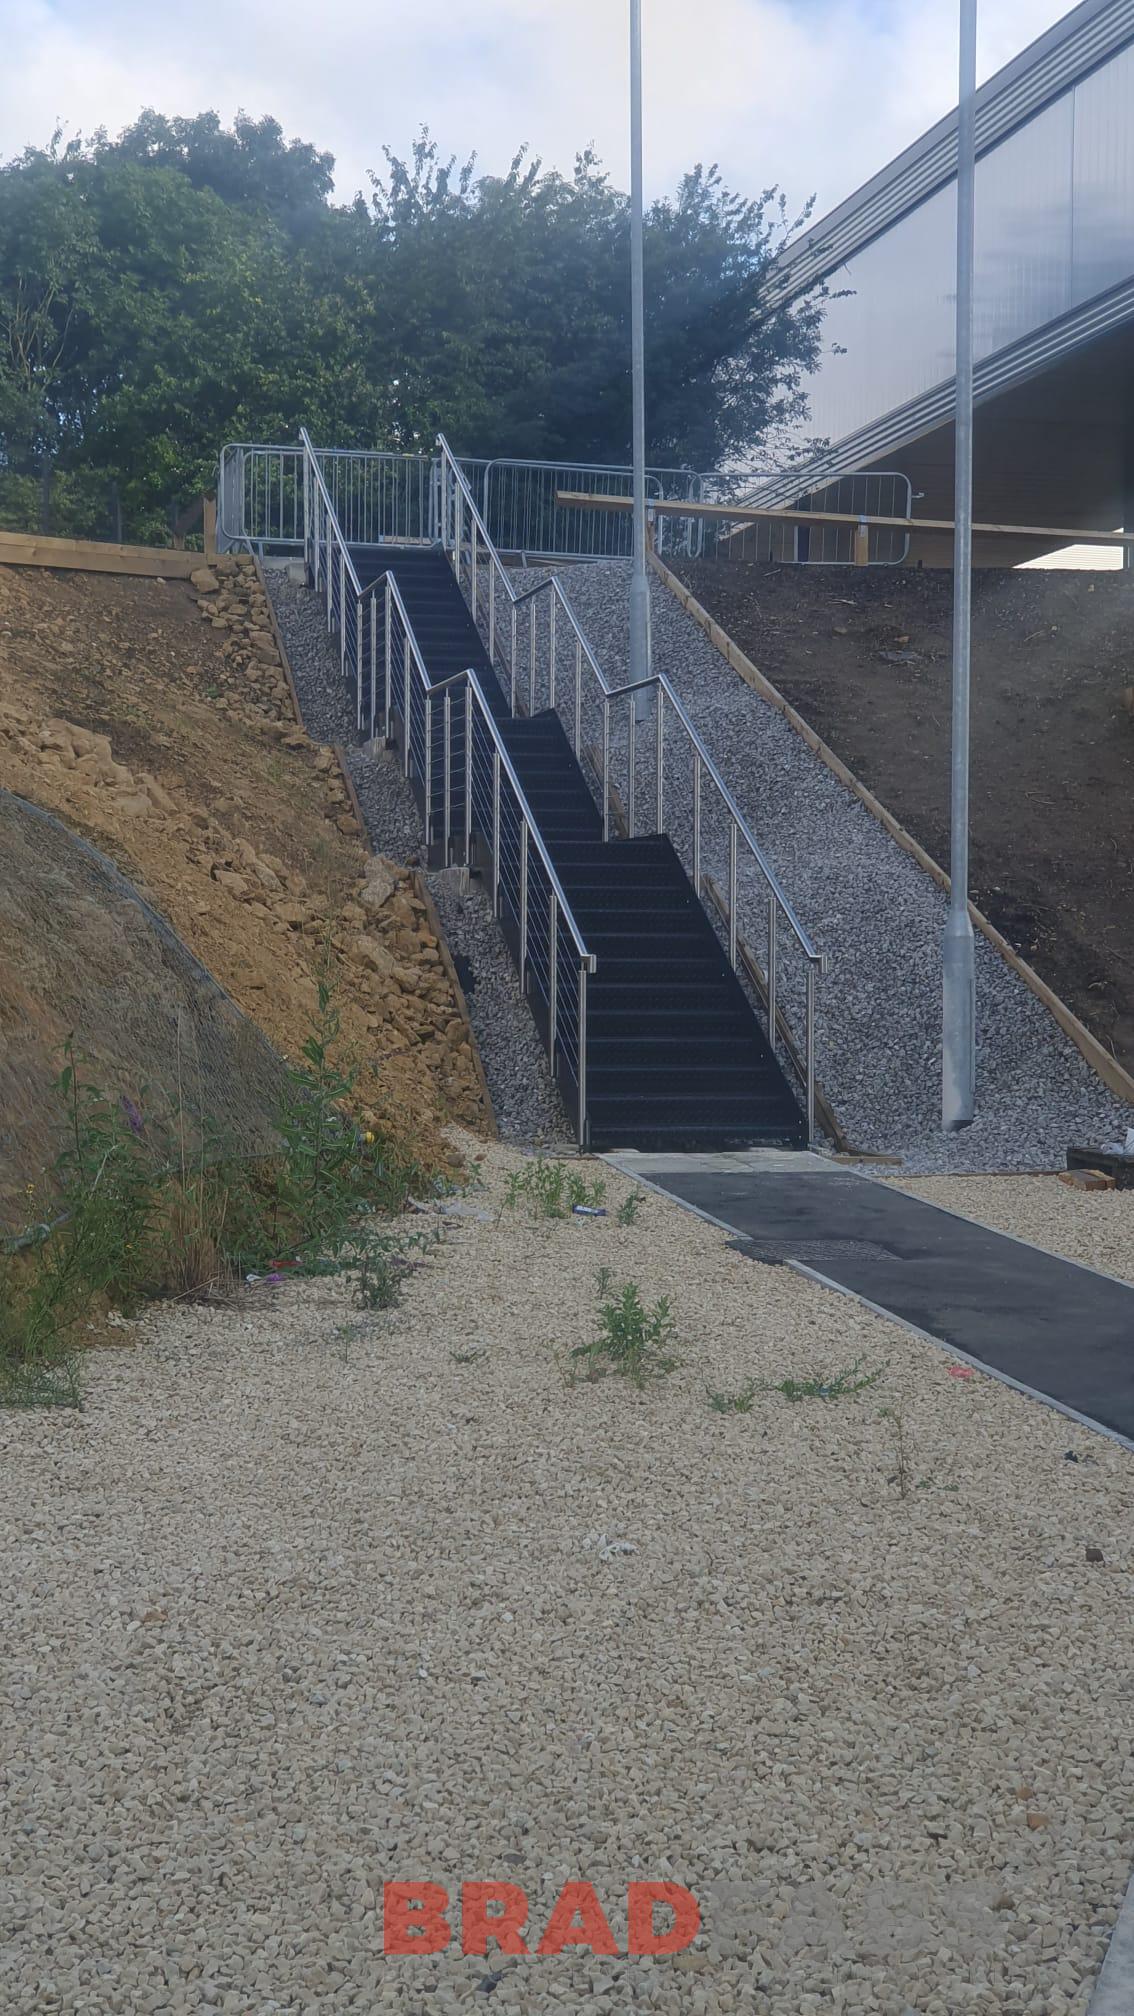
xmin=502 ymin=1157 xmax=606 ymax=1222
xmin=771 ymin=1359 xmax=885 ymax=1404
xmin=0 ymin=116 xmax=824 ymax=539
xmin=615 ymin=1191 xmax=644 ymax=1227
xmin=0 ymin=990 xmax=433 ymax=1407
xmin=705 ymin=1379 xmax=758 ymax=1415
xmin=573 ymin=1276 xmax=678 ymax=1387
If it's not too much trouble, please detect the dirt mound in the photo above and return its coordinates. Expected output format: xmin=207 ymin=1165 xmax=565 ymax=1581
xmin=0 ymin=560 xmax=489 ymax=1175
xmin=0 ymin=791 xmax=291 ymax=1233
xmin=673 ymin=558 xmax=1134 ymax=1072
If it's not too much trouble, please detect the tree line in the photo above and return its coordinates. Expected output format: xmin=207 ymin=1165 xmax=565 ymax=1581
xmin=0 ymin=112 xmax=823 ymax=545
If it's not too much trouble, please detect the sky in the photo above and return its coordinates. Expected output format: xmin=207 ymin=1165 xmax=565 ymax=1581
xmin=2 ymin=0 xmax=1078 ymax=226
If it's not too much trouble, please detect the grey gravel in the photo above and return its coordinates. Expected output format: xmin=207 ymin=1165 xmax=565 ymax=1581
xmin=511 ymin=561 xmax=1133 ymax=1174
xmin=427 ymin=869 xmax=572 ymax=1145
xmin=264 ymin=569 xmax=569 ymax=1144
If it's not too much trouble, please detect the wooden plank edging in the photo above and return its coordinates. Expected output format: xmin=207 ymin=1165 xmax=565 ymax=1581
xmin=650 ymin=548 xmax=1134 ymax=1109
xmin=0 ymin=528 xmax=202 ymax=580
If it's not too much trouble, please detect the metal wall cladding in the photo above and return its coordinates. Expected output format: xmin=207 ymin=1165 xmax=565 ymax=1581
xmin=802 ymin=37 xmax=1134 ymax=445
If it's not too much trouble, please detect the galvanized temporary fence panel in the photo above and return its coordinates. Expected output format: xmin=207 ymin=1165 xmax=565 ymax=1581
xmin=694 ymin=468 xmax=914 ymax=566
xmin=317 ymin=448 xmax=435 ymax=547
xmin=217 ymin=443 xmax=305 ymax=549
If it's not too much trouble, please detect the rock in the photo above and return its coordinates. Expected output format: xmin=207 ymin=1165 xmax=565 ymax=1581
xmin=213 ymin=869 xmax=249 ymax=897
xmin=1058 ymin=1168 xmax=1115 ymax=1191
xmin=1085 ymin=1545 xmax=1104 ymax=1563
xmin=359 ymin=859 xmax=401 ymax=915
xmin=191 ymin=567 xmax=220 ymax=593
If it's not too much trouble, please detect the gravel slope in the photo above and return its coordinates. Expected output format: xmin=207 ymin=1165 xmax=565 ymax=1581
xmin=512 ymin=562 xmax=1132 ymax=1175
xmin=263 ymin=571 xmax=569 ymax=1145
xmin=3 ymin=1138 xmax=1132 ymax=2015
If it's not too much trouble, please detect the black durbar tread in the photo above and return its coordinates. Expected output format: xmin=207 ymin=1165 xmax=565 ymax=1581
xmin=351 ymin=543 xmax=806 ymax=1150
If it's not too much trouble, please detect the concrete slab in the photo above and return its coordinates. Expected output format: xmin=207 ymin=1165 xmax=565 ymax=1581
xmin=617 ymin=1161 xmax=1134 ymax=1447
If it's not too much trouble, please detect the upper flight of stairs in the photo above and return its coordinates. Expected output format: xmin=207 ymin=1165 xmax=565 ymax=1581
xmin=350 ymin=542 xmax=806 ymax=1152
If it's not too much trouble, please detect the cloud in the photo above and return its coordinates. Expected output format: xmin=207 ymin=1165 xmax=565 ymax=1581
xmin=1 ymin=0 xmax=1073 ymax=224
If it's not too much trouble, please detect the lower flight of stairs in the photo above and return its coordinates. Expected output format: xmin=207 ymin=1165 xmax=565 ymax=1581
xmin=350 ymin=542 xmax=806 ymax=1151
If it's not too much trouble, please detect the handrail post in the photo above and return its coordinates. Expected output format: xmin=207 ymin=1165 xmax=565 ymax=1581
xmin=578 ymin=962 xmax=589 ymax=1148
xmin=574 ymin=638 xmax=582 ymax=755
xmin=325 ymin=512 xmax=332 ymax=630
xmin=489 ymin=563 xmax=496 ymax=665
xmin=602 ymin=699 xmax=611 ymax=841
xmin=520 ymin=822 xmax=529 ymax=990
xmin=424 ymin=692 xmax=433 ymax=849
xmin=510 ymin=604 xmax=518 ymax=714
xmin=627 ymin=694 xmax=636 ymax=837
xmin=403 ymin=635 xmax=411 ymax=778
xmin=339 ymin=548 xmax=346 ymax=667
xmin=768 ymin=896 xmax=778 ymax=1054
xmin=472 ymin=519 xmax=479 ymax=627
xmin=384 ymin=580 xmax=392 ymax=732
xmin=549 ymin=890 xmax=559 ymax=1059
xmin=656 ymin=681 xmax=664 ymax=831
xmin=355 ymin=596 xmax=364 ymax=730
xmin=492 ymin=748 xmax=502 ymax=916
xmin=369 ymin=593 xmax=377 ymax=738
xmin=729 ymin=821 xmax=738 ymax=969
xmin=806 ymin=961 xmax=817 ymax=1145
xmin=529 ymin=605 xmax=536 ymax=715
xmin=549 ymin=594 xmax=557 ymax=711
xmin=465 ymin=683 xmax=474 ymax=870
xmin=444 ymin=690 xmax=452 ymax=864
xmin=693 ymin=750 xmax=701 ymax=895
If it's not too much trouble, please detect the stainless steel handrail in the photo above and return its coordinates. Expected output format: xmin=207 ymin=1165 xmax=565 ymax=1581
xmin=300 ymin=426 xmax=596 ymax=1142
xmin=437 ymin=430 xmax=827 ymax=1140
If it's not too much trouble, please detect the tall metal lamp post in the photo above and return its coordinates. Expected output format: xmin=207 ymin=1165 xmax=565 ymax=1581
xmin=629 ymin=0 xmax=652 ymax=714
xmin=942 ymin=0 xmax=978 ymax=1130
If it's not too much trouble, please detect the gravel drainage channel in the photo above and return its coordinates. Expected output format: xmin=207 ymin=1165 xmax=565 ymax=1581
xmin=511 ymin=562 xmax=1134 ymax=1176
xmin=263 ymin=570 xmax=571 ymax=1146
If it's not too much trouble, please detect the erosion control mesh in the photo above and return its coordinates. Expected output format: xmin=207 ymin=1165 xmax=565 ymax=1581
xmin=0 ymin=790 xmax=289 ymax=1234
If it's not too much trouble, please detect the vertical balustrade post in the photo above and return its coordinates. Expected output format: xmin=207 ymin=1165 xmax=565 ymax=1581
xmin=574 ymin=639 xmax=582 ymax=754
xmin=403 ymin=636 xmax=411 ymax=778
xmin=465 ymin=686 xmax=474 ymax=870
xmin=510 ymin=604 xmax=518 ymax=714
xmin=549 ymin=595 xmax=557 ymax=711
xmin=355 ymin=596 xmax=363 ymax=730
xmin=806 ymin=962 xmax=817 ymax=1145
xmin=443 ymin=691 xmax=452 ymax=863
xmin=627 ymin=695 xmax=636 ymax=837
xmin=656 ymin=683 xmax=664 ymax=831
xmin=472 ymin=520 xmax=479 ymax=628
xmin=519 ymin=823 xmax=529 ymax=991
xmin=692 ymin=751 xmax=702 ymax=895
xmin=549 ymin=891 xmax=558 ymax=1059
xmin=489 ymin=564 xmax=496 ymax=665
xmin=577 ymin=963 xmax=589 ymax=1148
xmin=602 ymin=700 xmax=611 ymax=841
xmin=424 ymin=693 xmax=433 ymax=851
xmin=529 ymin=605 xmax=536 ymax=715
xmin=369 ymin=594 xmax=378 ymax=737
xmin=768 ymin=897 xmax=778 ymax=1052
xmin=492 ymin=749 xmax=502 ymax=917
xmin=384 ymin=581 xmax=392 ymax=732
xmin=339 ymin=549 xmax=346 ymax=668
xmin=728 ymin=822 xmax=738 ymax=969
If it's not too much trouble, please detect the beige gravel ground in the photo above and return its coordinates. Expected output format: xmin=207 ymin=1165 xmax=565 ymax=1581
xmin=887 ymin=1173 xmax=1134 ymax=1286
xmin=3 ymin=1137 xmax=1133 ymax=2016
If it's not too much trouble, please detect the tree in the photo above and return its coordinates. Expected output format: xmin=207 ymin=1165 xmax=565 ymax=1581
xmin=0 ymin=115 xmax=824 ymax=542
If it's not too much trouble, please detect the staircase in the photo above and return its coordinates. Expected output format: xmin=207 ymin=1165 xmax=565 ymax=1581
xmin=351 ymin=542 xmax=806 ymax=1152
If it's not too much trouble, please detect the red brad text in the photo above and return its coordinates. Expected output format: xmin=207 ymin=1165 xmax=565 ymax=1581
xmin=383 ymin=1881 xmax=701 ymax=1958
